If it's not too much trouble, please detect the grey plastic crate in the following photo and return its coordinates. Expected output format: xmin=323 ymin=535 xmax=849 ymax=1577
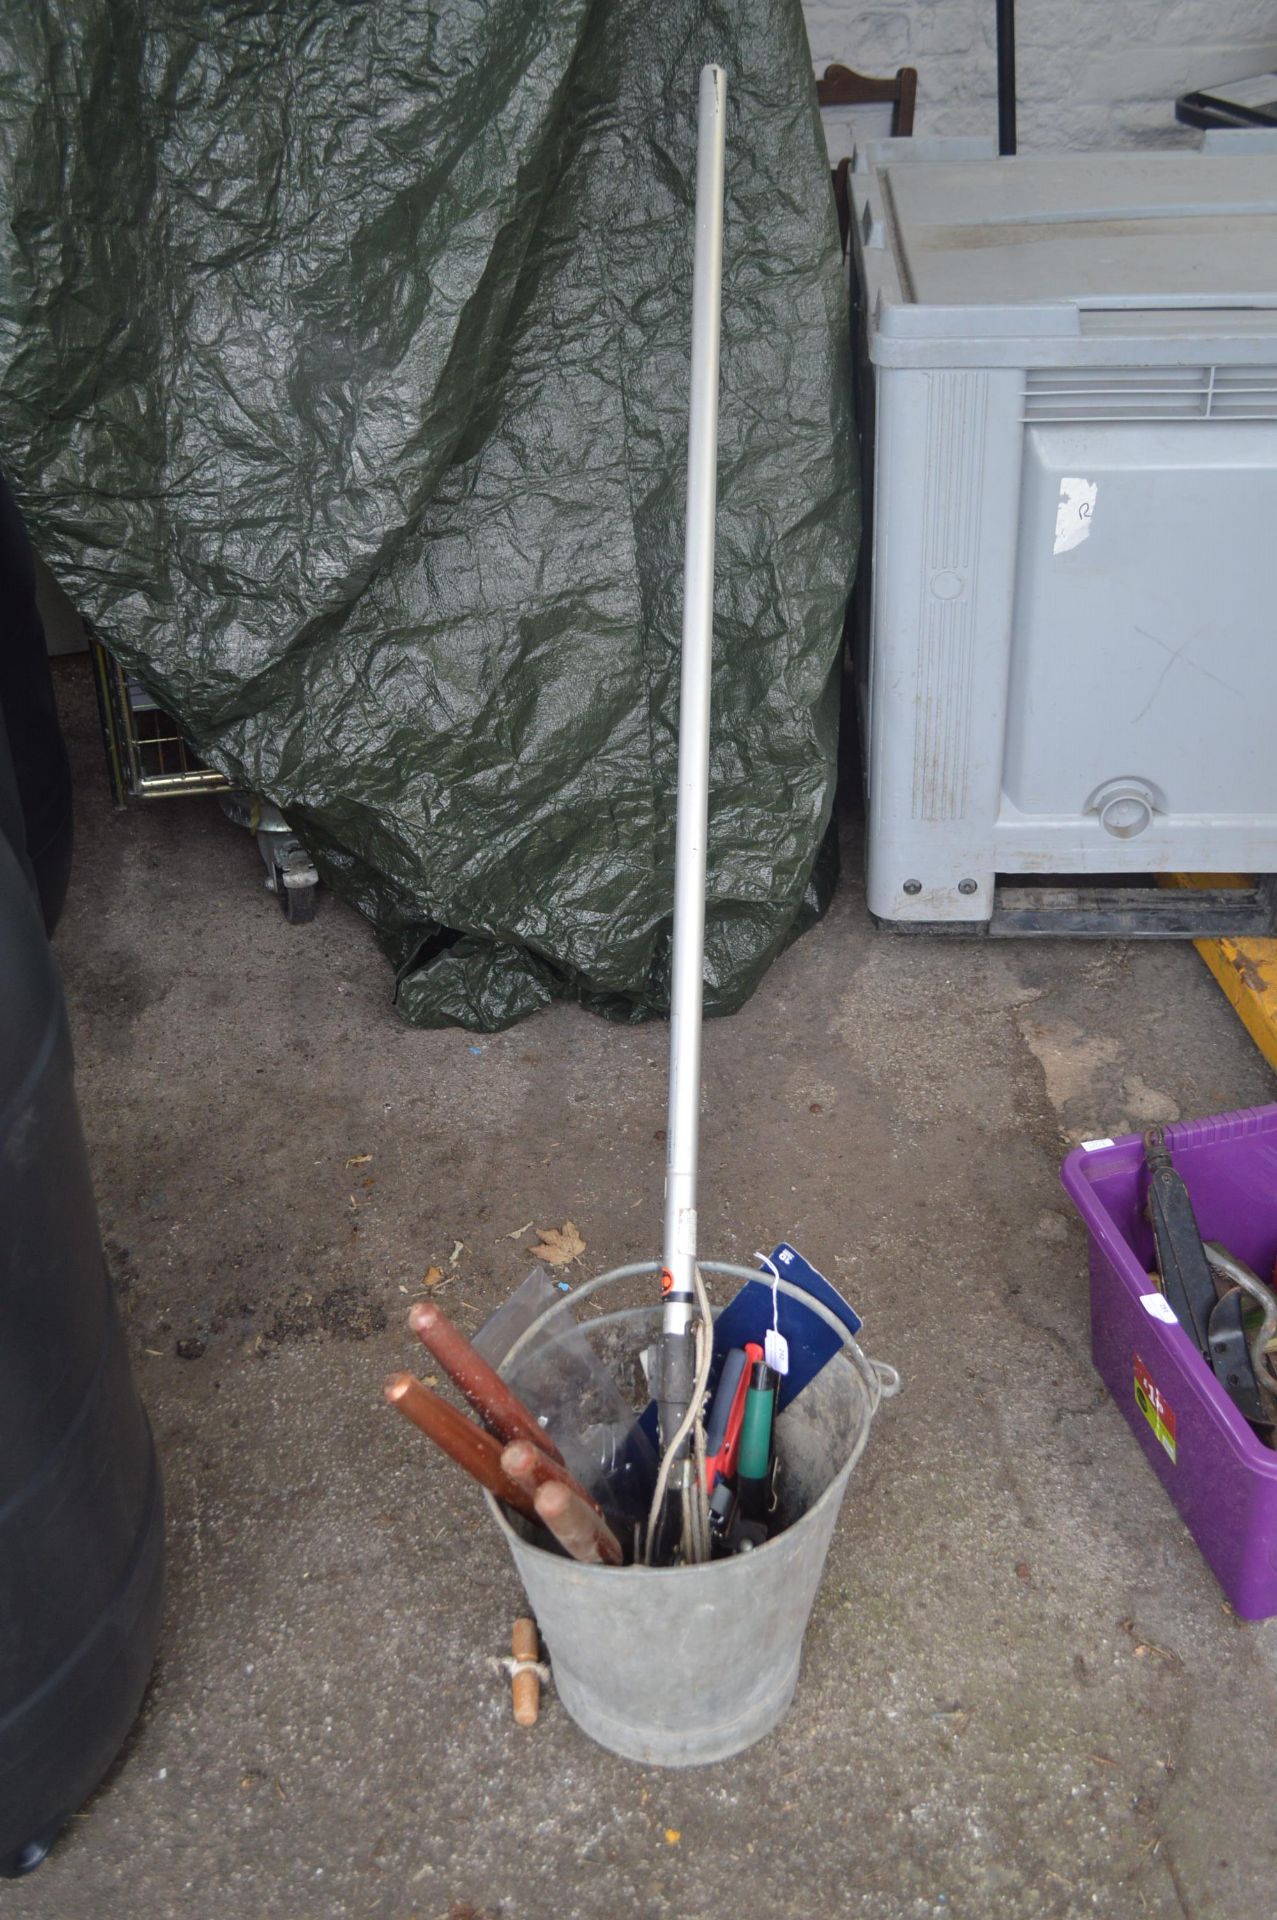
xmin=850 ymin=143 xmax=1277 ymax=934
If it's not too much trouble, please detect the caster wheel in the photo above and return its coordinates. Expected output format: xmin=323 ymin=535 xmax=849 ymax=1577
xmin=280 ymin=881 xmax=319 ymax=924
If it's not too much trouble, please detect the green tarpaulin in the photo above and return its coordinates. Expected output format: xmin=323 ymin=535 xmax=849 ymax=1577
xmin=0 ymin=0 xmax=855 ymax=1029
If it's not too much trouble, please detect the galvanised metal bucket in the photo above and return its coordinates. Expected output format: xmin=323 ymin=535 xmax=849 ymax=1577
xmin=486 ymin=1261 xmax=897 ymax=1766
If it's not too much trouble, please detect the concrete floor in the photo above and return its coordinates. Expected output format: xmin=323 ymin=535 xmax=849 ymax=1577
xmin=11 ymin=657 xmax=1277 ymax=1919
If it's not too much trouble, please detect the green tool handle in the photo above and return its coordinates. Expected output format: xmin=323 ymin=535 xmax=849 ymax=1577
xmin=738 ymin=1383 xmax=774 ymax=1481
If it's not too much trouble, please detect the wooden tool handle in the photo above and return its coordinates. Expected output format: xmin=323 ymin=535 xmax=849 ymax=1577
xmin=408 ymin=1300 xmax=564 ymax=1463
xmin=533 ymin=1480 xmax=624 ymax=1567
xmin=500 ymin=1438 xmax=607 ymax=1520
xmin=511 ymin=1617 xmax=541 ymax=1727
xmin=384 ymin=1373 xmax=537 ymax=1518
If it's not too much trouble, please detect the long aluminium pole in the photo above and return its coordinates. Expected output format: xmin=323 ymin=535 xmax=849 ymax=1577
xmin=658 ymin=64 xmax=726 ymax=1467
xmin=996 ymin=0 xmax=1017 ymax=154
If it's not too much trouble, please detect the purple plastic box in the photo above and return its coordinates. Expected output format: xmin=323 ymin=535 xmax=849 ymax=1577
xmin=1062 ymin=1105 xmax=1277 ymax=1619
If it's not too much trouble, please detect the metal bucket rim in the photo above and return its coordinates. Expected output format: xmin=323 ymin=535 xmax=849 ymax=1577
xmin=495 ymin=1258 xmax=898 ymax=1393
xmin=484 ymin=1258 xmax=898 ymax=1573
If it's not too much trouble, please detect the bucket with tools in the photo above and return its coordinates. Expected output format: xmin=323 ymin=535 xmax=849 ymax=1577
xmin=385 ymin=1258 xmax=897 ymax=1763
xmin=482 ymin=1262 xmax=893 ymax=1764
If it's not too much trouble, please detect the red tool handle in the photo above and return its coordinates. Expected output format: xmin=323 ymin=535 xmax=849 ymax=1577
xmin=384 ymin=1372 xmax=537 ymax=1518
xmin=533 ymin=1480 xmax=624 ymax=1567
xmin=408 ymin=1300 xmax=564 ymax=1462
xmin=707 ymin=1339 xmax=763 ymax=1490
xmin=500 ymin=1439 xmax=606 ymax=1520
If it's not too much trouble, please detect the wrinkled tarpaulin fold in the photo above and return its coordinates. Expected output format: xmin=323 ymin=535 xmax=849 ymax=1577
xmin=0 ymin=0 xmax=855 ymax=1029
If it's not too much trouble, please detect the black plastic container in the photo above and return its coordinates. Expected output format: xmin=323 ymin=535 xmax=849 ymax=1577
xmin=0 ymin=823 xmax=164 ymax=1874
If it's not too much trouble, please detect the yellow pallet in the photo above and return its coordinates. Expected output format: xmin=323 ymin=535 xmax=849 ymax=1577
xmin=1170 ymin=873 xmax=1277 ymax=1077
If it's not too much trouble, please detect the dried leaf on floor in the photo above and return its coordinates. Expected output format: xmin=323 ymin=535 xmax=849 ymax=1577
xmin=449 ymin=1239 xmax=467 ymax=1267
xmin=419 ymin=1266 xmax=444 ymax=1289
xmin=344 ymin=1154 xmax=373 ymax=1168
xmin=528 ymin=1220 xmax=586 ymax=1266
xmin=501 ymin=1220 xmax=534 ymax=1240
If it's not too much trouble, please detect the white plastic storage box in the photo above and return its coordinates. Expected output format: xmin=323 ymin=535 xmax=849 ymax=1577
xmin=849 ymin=144 xmax=1277 ymax=934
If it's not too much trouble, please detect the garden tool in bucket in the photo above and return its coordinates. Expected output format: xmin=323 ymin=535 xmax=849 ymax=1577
xmin=474 ymin=65 xmax=900 ymax=1763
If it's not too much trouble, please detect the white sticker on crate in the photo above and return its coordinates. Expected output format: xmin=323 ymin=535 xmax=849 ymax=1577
xmin=1080 ymin=1137 xmax=1115 ymax=1152
xmin=1139 ymin=1292 xmax=1179 ymax=1326
xmin=1054 ymin=477 xmax=1098 ymax=555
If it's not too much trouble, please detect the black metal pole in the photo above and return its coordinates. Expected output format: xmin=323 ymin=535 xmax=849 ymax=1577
xmin=996 ymin=0 xmax=1017 ymax=154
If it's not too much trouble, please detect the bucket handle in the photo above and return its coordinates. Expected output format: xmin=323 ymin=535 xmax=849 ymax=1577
xmin=495 ymin=1259 xmax=902 ymax=1417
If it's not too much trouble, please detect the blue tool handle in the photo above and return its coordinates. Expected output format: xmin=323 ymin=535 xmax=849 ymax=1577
xmin=704 ymin=1348 xmax=748 ymax=1457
